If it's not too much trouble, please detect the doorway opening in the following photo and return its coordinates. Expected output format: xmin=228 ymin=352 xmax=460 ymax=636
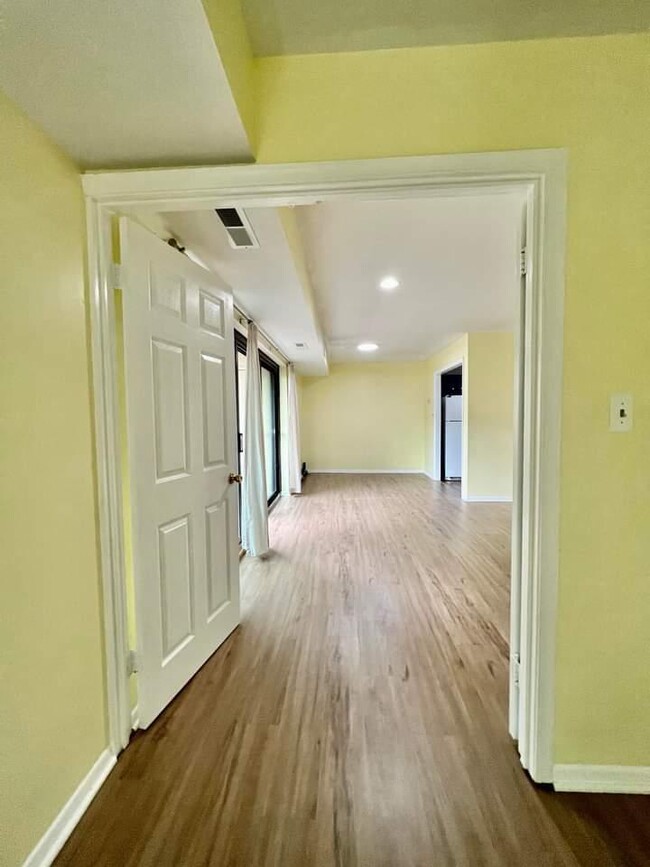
xmin=440 ymin=364 xmax=462 ymax=483
xmin=86 ymin=150 xmax=566 ymax=786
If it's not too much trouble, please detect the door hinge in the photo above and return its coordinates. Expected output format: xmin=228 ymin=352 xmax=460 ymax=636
xmin=513 ymin=652 xmax=521 ymax=687
xmin=520 ymin=248 xmax=528 ymax=278
xmin=127 ymin=649 xmax=139 ymax=675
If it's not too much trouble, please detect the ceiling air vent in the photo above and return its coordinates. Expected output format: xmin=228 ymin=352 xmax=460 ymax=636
xmin=215 ymin=208 xmax=259 ymax=250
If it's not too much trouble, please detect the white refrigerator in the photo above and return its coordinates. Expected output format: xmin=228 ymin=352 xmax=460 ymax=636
xmin=444 ymin=395 xmax=462 ymax=480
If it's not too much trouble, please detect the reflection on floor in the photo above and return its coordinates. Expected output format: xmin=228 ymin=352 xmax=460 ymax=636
xmin=57 ymin=474 xmax=650 ymax=866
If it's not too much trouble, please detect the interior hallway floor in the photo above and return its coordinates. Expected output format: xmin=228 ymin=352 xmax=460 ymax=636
xmin=56 ymin=474 xmax=650 ymax=866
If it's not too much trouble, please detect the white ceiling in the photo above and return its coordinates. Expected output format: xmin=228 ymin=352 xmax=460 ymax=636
xmin=242 ymin=0 xmax=650 ymax=55
xmin=0 ymin=0 xmax=252 ymax=168
xmin=158 ymin=208 xmax=329 ymax=375
xmin=145 ymin=193 xmax=525 ymax=371
xmin=295 ymin=193 xmax=525 ymax=363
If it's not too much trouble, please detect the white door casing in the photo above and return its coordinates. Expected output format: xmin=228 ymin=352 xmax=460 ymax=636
xmin=120 ymin=218 xmax=240 ymax=728
xmin=514 ymin=191 xmax=541 ymax=771
xmin=86 ymin=150 xmax=565 ymax=781
xmin=509 ymin=221 xmax=528 ymax=741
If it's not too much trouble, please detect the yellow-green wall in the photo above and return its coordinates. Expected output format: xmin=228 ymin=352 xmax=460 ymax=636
xmin=0 ymin=91 xmax=106 ymax=865
xmin=258 ymin=33 xmax=650 ymax=765
xmin=466 ymin=333 xmax=514 ymax=500
xmin=300 ymin=362 xmax=428 ymax=471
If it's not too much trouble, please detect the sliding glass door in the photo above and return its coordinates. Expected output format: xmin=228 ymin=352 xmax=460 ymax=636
xmin=261 ymin=365 xmax=280 ymax=498
xmin=234 ymin=331 xmax=281 ymax=525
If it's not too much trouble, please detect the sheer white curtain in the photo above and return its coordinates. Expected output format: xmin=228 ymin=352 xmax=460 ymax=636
xmin=241 ymin=324 xmax=270 ymax=557
xmin=287 ymin=364 xmax=302 ymax=494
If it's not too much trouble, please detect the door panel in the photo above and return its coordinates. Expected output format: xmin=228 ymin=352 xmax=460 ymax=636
xmin=150 ymin=267 xmax=186 ymax=319
xmin=158 ymin=514 xmax=194 ymax=659
xmin=120 ymin=218 xmax=240 ymax=729
xmin=200 ymin=353 xmax=227 ymax=468
xmin=199 ymin=291 xmax=225 ymax=336
xmin=205 ymin=501 xmax=231 ymax=616
xmin=152 ymin=339 xmax=190 ymax=479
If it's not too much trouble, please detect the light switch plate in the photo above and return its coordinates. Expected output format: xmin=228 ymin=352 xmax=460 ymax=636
xmin=610 ymin=393 xmax=633 ymax=432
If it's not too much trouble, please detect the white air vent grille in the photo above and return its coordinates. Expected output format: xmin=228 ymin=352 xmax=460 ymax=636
xmin=215 ymin=208 xmax=259 ymax=249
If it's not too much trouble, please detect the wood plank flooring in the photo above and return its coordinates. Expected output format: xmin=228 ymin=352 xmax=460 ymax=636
xmin=56 ymin=474 xmax=650 ymax=866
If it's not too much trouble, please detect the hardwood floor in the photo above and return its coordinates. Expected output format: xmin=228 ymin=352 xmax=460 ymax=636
xmin=56 ymin=474 xmax=650 ymax=867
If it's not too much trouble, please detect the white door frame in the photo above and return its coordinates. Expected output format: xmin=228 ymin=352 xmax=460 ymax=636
xmin=83 ymin=149 xmax=566 ymax=783
xmin=509 ymin=197 xmax=532 ymax=742
xmin=431 ymin=358 xmax=465 ymax=495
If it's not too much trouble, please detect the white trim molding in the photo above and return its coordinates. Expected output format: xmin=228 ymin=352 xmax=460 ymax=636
xmin=23 ymin=750 xmax=116 ymax=867
xmin=463 ymin=495 xmax=513 ymax=503
xmin=309 ymin=469 xmax=424 ymax=475
xmin=86 ymin=199 xmax=132 ymax=754
xmin=83 ymin=149 xmax=566 ymax=785
xmin=83 ymin=150 xmax=563 ymax=210
xmin=554 ymin=764 xmax=650 ymax=794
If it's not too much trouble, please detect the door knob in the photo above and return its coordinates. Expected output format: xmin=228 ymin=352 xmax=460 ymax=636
xmin=228 ymin=472 xmax=243 ymax=484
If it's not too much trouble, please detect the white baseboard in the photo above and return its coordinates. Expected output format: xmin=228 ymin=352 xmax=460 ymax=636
xmin=23 ymin=749 xmax=116 ymax=867
xmin=553 ymin=764 xmax=650 ymax=794
xmin=310 ymin=469 xmax=424 ymax=475
xmin=131 ymin=705 xmax=139 ymax=730
xmin=463 ymin=495 xmax=513 ymax=503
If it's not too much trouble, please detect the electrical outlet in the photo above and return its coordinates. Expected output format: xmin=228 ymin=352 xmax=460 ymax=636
xmin=609 ymin=393 xmax=633 ymax=432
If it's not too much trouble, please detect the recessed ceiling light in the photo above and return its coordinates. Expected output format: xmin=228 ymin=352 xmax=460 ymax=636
xmin=379 ymin=275 xmax=400 ymax=291
xmin=357 ymin=342 xmax=379 ymax=353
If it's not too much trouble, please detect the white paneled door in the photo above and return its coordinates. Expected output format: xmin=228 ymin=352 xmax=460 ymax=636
xmin=120 ymin=219 xmax=240 ymax=728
